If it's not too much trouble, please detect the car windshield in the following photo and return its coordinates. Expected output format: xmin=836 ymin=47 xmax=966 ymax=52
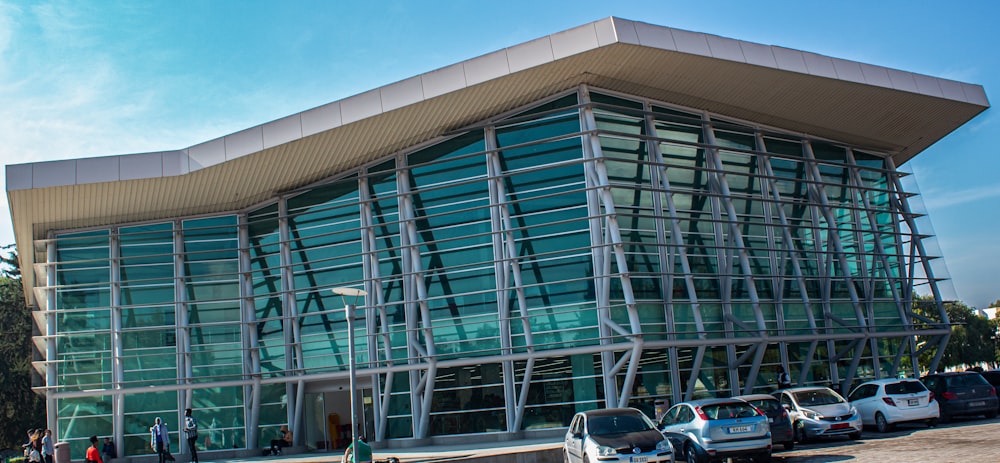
xmin=700 ymin=402 xmax=760 ymax=420
xmin=793 ymin=389 xmax=844 ymax=406
xmin=884 ymin=381 xmax=926 ymax=395
xmin=588 ymin=414 xmax=653 ymax=435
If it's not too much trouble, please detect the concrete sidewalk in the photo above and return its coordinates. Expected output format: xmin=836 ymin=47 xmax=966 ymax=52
xmin=187 ymin=438 xmax=563 ymax=463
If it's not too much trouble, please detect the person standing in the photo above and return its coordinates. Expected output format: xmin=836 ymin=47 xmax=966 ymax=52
xmin=183 ymin=408 xmax=199 ymax=463
xmin=777 ymin=366 xmax=792 ymax=389
xmin=86 ymin=436 xmax=103 ymax=463
xmin=150 ymin=417 xmax=170 ymax=463
xmin=41 ymin=430 xmax=54 ymax=463
xmin=101 ymin=437 xmax=117 ymax=463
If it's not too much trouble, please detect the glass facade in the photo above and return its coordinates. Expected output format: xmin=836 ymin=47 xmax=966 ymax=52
xmin=37 ymin=86 xmax=947 ymax=453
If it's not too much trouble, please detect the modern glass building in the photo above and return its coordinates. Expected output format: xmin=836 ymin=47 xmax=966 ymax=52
xmin=6 ymin=18 xmax=989 ymax=457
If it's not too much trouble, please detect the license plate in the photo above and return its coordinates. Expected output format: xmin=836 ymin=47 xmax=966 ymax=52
xmin=630 ymin=457 xmax=648 ymax=463
xmin=729 ymin=425 xmax=751 ymax=433
xmin=831 ymin=423 xmax=850 ymax=429
xmin=907 ymin=399 xmax=918 ymax=406
xmin=970 ymin=401 xmax=986 ymax=407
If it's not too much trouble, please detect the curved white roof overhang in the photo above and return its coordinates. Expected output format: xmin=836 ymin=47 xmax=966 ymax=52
xmin=6 ymin=17 xmax=989 ymax=306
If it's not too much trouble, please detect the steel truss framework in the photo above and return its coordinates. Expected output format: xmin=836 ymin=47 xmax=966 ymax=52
xmin=37 ymin=86 xmax=951 ymax=452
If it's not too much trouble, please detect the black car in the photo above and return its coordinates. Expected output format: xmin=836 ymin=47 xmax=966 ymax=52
xmin=980 ymin=370 xmax=1000 ymax=413
xmin=920 ymin=371 xmax=998 ymax=423
xmin=734 ymin=394 xmax=794 ymax=450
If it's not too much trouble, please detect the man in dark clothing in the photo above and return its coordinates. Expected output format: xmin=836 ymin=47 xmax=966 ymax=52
xmin=101 ymin=437 xmax=117 ymax=463
xmin=183 ymin=409 xmax=199 ymax=463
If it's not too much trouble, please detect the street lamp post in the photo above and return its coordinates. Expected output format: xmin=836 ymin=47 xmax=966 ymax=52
xmin=332 ymin=287 xmax=368 ymax=463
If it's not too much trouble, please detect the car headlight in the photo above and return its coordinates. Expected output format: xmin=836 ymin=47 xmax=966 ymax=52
xmin=596 ymin=445 xmax=617 ymax=457
xmin=657 ymin=439 xmax=673 ymax=452
xmin=801 ymin=409 xmax=821 ymax=420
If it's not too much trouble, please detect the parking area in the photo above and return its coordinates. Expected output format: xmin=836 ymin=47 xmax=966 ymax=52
xmin=774 ymin=415 xmax=1000 ymax=462
xmin=164 ymin=415 xmax=1000 ymax=463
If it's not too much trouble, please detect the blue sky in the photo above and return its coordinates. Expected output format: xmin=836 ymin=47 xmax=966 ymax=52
xmin=0 ymin=1 xmax=997 ymax=307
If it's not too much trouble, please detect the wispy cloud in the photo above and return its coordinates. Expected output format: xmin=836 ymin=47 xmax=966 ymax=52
xmin=920 ymin=183 xmax=1000 ymax=210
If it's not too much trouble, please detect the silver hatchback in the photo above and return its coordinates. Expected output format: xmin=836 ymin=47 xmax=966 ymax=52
xmin=657 ymin=398 xmax=771 ymax=463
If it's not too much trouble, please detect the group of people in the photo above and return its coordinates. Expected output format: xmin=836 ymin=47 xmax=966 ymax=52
xmin=23 ymin=429 xmax=53 ymax=463
xmin=84 ymin=435 xmax=117 ymax=463
xmin=148 ymin=408 xmax=201 ymax=463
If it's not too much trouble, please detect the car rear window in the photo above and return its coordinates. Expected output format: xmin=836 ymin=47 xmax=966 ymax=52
xmin=746 ymin=399 xmax=781 ymax=413
xmin=701 ymin=402 xmax=760 ymax=420
xmin=946 ymin=374 xmax=990 ymax=388
xmin=884 ymin=380 xmax=927 ymax=395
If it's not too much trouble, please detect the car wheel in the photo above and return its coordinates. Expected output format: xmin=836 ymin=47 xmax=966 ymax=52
xmin=581 ymin=453 xmax=588 ymax=463
xmin=684 ymin=443 xmax=702 ymax=463
xmin=939 ymin=412 xmax=952 ymax=424
xmin=986 ymin=409 xmax=998 ymax=419
xmin=783 ymin=441 xmax=795 ymax=451
xmin=849 ymin=431 xmax=861 ymax=440
xmin=926 ymin=418 xmax=938 ymax=428
xmin=754 ymin=451 xmax=772 ymax=463
xmin=794 ymin=421 xmax=810 ymax=443
xmin=875 ymin=412 xmax=893 ymax=433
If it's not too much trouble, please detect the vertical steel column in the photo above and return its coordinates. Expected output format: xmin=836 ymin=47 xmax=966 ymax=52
xmin=358 ymin=176 xmax=391 ymax=441
xmin=755 ymin=134 xmax=820 ymax=386
xmin=485 ymin=125 xmax=536 ymax=431
xmin=643 ymin=107 xmax=705 ymax=404
xmin=173 ymin=220 xmax=193 ymax=437
xmin=802 ymin=141 xmax=867 ymax=389
xmin=278 ymin=196 xmax=304 ymax=441
xmin=845 ymin=149 xmax=908 ymax=378
xmin=45 ymin=237 xmax=59 ymax=439
xmin=701 ymin=115 xmax=768 ymax=395
xmin=580 ymin=87 xmax=643 ymax=407
xmin=239 ymin=212 xmax=262 ymax=448
xmin=397 ymin=164 xmax=437 ymax=438
xmin=108 ymin=231 xmax=125 ymax=451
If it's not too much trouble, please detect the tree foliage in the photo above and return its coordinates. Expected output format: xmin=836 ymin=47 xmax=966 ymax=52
xmin=0 ymin=249 xmax=46 ymax=449
xmin=914 ymin=296 xmax=1000 ymax=372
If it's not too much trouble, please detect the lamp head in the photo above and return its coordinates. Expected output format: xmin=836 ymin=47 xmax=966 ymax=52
xmin=332 ymin=287 xmax=368 ymax=307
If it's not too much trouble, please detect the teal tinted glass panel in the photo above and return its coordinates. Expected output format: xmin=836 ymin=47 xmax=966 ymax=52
xmin=57 ymin=395 xmax=112 ymax=458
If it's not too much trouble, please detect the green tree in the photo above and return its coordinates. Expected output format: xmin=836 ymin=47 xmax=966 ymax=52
xmin=0 ymin=248 xmax=46 ymax=449
xmin=937 ymin=300 xmax=996 ymax=369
